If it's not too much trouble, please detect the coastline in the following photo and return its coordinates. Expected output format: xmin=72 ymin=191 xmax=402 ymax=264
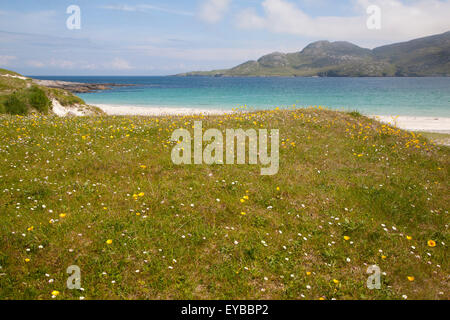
xmin=32 ymin=79 xmax=135 ymax=93
xmin=94 ymin=104 xmax=231 ymax=116
xmin=370 ymin=115 xmax=450 ymax=134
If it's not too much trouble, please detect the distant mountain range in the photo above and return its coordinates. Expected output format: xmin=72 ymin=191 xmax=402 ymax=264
xmin=178 ymin=31 xmax=450 ymax=77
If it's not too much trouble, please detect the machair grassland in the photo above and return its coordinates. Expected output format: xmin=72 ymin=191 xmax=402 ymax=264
xmin=0 ymin=108 xmax=448 ymax=300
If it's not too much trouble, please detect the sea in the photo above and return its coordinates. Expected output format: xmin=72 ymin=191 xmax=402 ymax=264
xmin=32 ymin=76 xmax=450 ymax=117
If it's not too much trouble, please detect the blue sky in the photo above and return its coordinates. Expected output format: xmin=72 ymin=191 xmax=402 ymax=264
xmin=0 ymin=0 xmax=449 ymax=75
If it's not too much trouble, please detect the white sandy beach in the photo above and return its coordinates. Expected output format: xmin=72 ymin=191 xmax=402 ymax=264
xmin=371 ymin=115 xmax=450 ymax=133
xmin=95 ymin=104 xmax=229 ymax=116
xmin=92 ymin=104 xmax=450 ymax=133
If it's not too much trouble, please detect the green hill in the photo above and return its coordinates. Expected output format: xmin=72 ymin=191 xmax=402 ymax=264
xmin=179 ymin=32 xmax=450 ymax=77
xmin=373 ymin=32 xmax=450 ymax=76
xmin=0 ymin=69 xmax=102 ymax=116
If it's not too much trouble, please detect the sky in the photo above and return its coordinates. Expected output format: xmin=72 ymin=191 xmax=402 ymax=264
xmin=0 ymin=0 xmax=449 ymax=75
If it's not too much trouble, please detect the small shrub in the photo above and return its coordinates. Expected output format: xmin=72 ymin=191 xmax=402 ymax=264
xmin=4 ymin=94 xmax=27 ymax=115
xmin=29 ymin=86 xmax=51 ymax=113
xmin=348 ymin=110 xmax=362 ymax=118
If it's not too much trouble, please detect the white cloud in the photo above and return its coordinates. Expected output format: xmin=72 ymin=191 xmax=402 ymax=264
xmin=24 ymin=58 xmax=134 ymax=71
xmin=109 ymin=58 xmax=133 ymax=70
xmin=199 ymin=0 xmax=232 ymax=23
xmin=131 ymin=45 xmax=274 ymax=62
xmin=0 ymin=10 xmax=57 ymax=35
xmin=236 ymin=0 xmax=450 ymax=46
xmin=26 ymin=60 xmax=45 ymax=68
xmin=31 ymin=59 xmax=86 ymax=70
xmin=236 ymin=8 xmax=266 ymax=29
xmin=102 ymin=5 xmax=137 ymax=12
xmin=0 ymin=55 xmax=16 ymax=66
xmin=101 ymin=4 xmax=193 ymax=16
xmin=49 ymin=59 xmax=76 ymax=69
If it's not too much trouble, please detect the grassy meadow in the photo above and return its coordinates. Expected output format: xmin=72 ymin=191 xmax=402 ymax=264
xmin=0 ymin=108 xmax=448 ymax=300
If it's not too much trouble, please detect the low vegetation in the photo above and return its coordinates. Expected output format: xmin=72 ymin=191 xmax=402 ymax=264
xmin=0 ymin=108 xmax=448 ymax=300
xmin=0 ymin=69 xmax=94 ymax=116
xmin=0 ymin=68 xmax=21 ymax=77
xmin=45 ymin=88 xmax=85 ymax=107
xmin=0 ymin=86 xmax=50 ymax=115
xmin=419 ymin=132 xmax=450 ymax=147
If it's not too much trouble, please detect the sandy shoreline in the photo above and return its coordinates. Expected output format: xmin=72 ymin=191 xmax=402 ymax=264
xmin=370 ymin=115 xmax=450 ymax=133
xmin=93 ymin=104 xmax=450 ymax=133
xmin=95 ymin=104 xmax=230 ymax=116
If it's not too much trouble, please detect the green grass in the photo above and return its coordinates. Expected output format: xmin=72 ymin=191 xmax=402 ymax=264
xmin=45 ymin=88 xmax=85 ymax=106
xmin=0 ymin=68 xmax=22 ymax=76
xmin=3 ymin=94 xmax=27 ymax=115
xmin=347 ymin=110 xmax=362 ymax=118
xmin=0 ymin=108 xmax=448 ymax=300
xmin=0 ymin=76 xmax=30 ymax=94
xmin=0 ymin=70 xmax=87 ymax=115
xmin=0 ymin=86 xmax=51 ymax=115
xmin=29 ymin=86 xmax=51 ymax=114
xmin=419 ymin=132 xmax=450 ymax=147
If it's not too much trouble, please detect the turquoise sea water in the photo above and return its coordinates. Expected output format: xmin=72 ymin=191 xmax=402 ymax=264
xmin=33 ymin=76 xmax=450 ymax=117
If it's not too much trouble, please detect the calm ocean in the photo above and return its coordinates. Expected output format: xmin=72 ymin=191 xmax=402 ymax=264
xmin=33 ymin=76 xmax=450 ymax=117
